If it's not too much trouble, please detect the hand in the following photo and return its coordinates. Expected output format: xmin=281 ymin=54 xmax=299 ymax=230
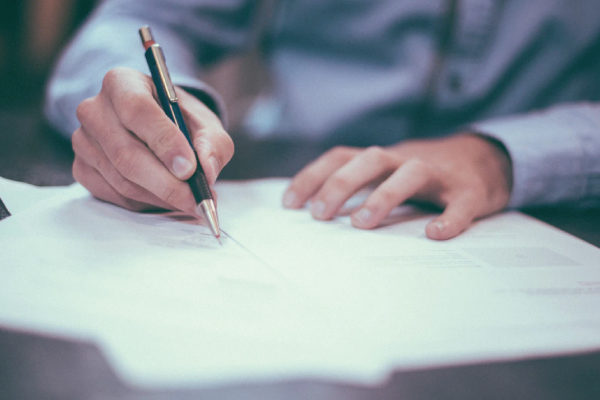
xmin=282 ymin=134 xmax=513 ymax=240
xmin=72 ymin=68 xmax=233 ymax=214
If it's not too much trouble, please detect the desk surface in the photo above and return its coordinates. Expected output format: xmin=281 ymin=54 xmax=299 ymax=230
xmin=1 ymin=109 xmax=599 ymax=400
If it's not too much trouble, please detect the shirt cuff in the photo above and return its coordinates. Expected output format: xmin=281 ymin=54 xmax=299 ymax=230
xmin=471 ymin=104 xmax=592 ymax=208
xmin=171 ymin=74 xmax=229 ymax=130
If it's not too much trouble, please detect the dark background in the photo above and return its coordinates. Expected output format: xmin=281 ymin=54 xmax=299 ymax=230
xmin=0 ymin=0 xmax=96 ymax=186
xmin=0 ymin=0 xmax=97 ymax=109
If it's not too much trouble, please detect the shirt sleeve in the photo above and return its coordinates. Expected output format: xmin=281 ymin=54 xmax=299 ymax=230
xmin=44 ymin=0 xmax=259 ymax=137
xmin=471 ymin=102 xmax=600 ymax=209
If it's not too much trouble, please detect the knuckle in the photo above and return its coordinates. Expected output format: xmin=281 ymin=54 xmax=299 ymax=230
xmin=118 ymin=94 xmax=147 ymax=127
xmin=287 ymin=177 xmax=308 ymax=195
xmin=93 ymin=153 xmax=112 ymax=175
xmin=101 ymin=68 xmax=122 ymax=93
xmin=71 ymin=130 xmax=97 ymax=165
xmin=406 ymin=157 xmax=427 ymax=170
xmin=287 ymin=174 xmax=311 ymax=194
xmin=102 ymin=67 xmax=133 ymax=89
xmin=115 ymin=181 xmax=135 ymax=199
xmin=290 ymin=161 xmax=323 ymax=191
xmin=113 ymin=146 xmax=141 ymax=178
xmin=375 ymin=187 xmax=398 ymax=205
xmin=194 ymin=128 xmax=235 ymax=164
xmin=364 ymin=146 xmax=386 ymax=160
xmin=112 ymin=175 xmax=138 ymax=199
xmin=192 ymin=130 xmax=212 ymax=153
xmin=153 ymin=127 xmax=180 ymax=156
xmin=325 ymin=147 xmax=339 ymax=158
xmin=363 ymin=146 xmax=393 ymax=168
xmin=210 ymin=129 xmax=235 ymax=165
xmin=160 ymin=186 xmax=185 ymax=206
xmin=76 ymin=98 xmax=95 ymax=125
xmin=327 ymin=146 xmax=353 ymax=162
xmin=221 ymin=131 xmax=235 ymax=162
xmin=71 ymin=128 xmax=84 ymax=153
xmin=405 ymin=158 xmax=431 ymax=178
xmin=303 ymin=166 xmax=325 ymax=184
xmin=72 ymin=159 xmax=84 ymax=183
xmin=191 ymin=134 xmax=205 ymax=153
xmin=328 ymin=173 xmax=352 ymax=192
xmin=466 ymin=187 xmax=486 ymax=203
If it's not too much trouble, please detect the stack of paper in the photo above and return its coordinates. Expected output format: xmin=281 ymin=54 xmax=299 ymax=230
xmin=1 ymin=178 xmax=599 ymax=389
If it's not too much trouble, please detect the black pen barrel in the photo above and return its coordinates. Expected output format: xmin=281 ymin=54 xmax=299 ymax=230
xmin=145 ymin=49 xmax=213 ymax=203
xmin=172 ymin=104 xmax=213 ymax=201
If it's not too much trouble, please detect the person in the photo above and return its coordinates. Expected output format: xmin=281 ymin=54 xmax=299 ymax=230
xmin=45 ymin=0 xmax=600 ymax=240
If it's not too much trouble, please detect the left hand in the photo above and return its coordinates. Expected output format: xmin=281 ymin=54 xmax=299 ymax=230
xmin=282 ymin=133 xmax=513 ymax=240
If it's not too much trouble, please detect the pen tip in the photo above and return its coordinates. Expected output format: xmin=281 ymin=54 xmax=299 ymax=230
xmin=217 ymin=236 xmax=222 ymax=246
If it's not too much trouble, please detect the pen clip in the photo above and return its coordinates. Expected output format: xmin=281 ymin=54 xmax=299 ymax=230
xmin=140 ymin=26 xmax=178 ymax=102
xmin=150 ymin=46 xmax=178 ymax=102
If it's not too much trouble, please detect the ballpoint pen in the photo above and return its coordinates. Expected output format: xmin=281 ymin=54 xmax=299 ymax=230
xmin=139 ymin=25 xmax=221 ymax=244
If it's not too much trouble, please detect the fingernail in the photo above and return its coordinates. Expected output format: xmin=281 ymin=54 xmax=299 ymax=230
xmin=354 ymin=208 xmax=372 ymax=225
xmin=283 ymin=191 xmax=296 ymax=208
xmin=208 ymin=156 xmax=220 ymax=183
xmin=433 ymin=221 xmax=446 ymax=233
xmin=172 ymin=156 xmax=193 ymax=179
xmin=311 ymin=200 xmax=326 ymax=219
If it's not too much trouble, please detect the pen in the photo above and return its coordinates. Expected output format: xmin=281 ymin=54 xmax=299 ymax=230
xmin=139 ymin=26 xmax=221 ymax=244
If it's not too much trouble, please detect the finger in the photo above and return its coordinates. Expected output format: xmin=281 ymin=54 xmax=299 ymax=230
xmin=425 ymin=193 xmax=482 ymax=240
xmin=282 ymin=146 xmax=359 ymax=209
xmin=351 ymin=159 xmax=436 ymax=229
xmin=179 ymin=89 xmax=234 ymax=185
xmin=191 ymin=127 xmax=234 ymax=185
xmin=82 ymin=95 xmax=198 ymax=214
xmin=73 ymin=127 xmax=175 ymax=211
xmin=309 ymin=146 xmax=396 ymax=220
xmin=73 ymin=156 xmax=160 ymax=212
xmin=101 ymin=68 xmax=198 ymax=180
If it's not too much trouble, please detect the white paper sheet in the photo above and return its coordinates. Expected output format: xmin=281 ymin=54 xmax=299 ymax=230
xmin=1 ymin=178 xmax=599 ymax=389
xmin=0 ymin=176 xmax=72 ymax=215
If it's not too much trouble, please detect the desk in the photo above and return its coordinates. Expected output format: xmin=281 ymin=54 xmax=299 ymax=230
xmin=1 ymin=109 xmax=599 ymax=400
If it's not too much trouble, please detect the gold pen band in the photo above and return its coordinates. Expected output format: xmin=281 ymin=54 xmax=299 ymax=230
xmin=139 ymin=26 xmax=178 ymax=102
xmin=148 ymin=46 xmax=178 ymax=102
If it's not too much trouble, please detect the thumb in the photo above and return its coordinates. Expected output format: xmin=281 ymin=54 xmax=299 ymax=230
xmin=425 ymin=194 xmax=480 ymax=240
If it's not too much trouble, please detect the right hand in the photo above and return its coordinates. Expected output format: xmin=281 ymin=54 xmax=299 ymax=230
xmin=72 ymin=67 xmax=234 ymax=215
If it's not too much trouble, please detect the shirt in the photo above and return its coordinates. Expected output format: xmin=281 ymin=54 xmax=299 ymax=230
xmin=44 ymin=0 xmax=600 ymax=209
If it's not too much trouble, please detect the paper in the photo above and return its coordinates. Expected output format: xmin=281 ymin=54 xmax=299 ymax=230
xmin=0 ymin=176 xmax=72 ymax=215
xmin=1 ymin=178 xmax=600 ymax=389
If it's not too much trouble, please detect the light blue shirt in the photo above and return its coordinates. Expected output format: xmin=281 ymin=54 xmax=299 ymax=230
xmin=45 ymin=0 xmax=600 ymax=209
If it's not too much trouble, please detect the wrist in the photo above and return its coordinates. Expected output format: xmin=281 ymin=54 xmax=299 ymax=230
xmin=462 ymin=132 xmax=513 ymax=208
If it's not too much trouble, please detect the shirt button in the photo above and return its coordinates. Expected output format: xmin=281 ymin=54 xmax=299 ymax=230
xmin=448 ymin=72 xmax=463 ymax=93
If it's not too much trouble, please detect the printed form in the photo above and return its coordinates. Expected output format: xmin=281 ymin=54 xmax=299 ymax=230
xmin=0 ymin=178 xmax=599 ymax=388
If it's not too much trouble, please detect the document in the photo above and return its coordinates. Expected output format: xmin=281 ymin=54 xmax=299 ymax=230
xmin=1 ymin=178 xmax=599 ymax=389
xmin=0 ymin=176 xmax=72 ymax=215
